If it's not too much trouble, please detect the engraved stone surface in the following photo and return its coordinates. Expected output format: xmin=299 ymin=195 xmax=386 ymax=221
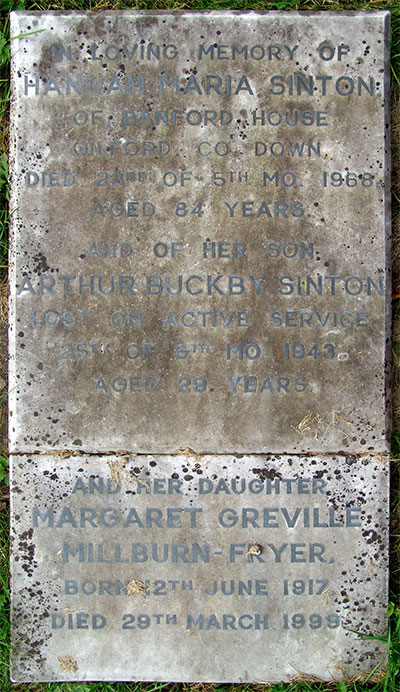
xmin=9 ymin=11 xmax=391 ymax=454
xmin=9 ymin=10 xmax=391 ymax=684
xmin=11 ymin=453 xmax=389 ymax=682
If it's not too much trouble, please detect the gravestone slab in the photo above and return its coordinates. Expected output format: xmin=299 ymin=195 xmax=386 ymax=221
xmin=9 ymin=10 xmax=391 ymax=683
xmin=9 ymin=11 xmax=391 ymax=454
xmin=11 ymin=453 xmax=389 ymax=683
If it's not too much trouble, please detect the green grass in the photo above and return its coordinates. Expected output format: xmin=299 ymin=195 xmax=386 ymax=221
xmin=0 ymin=502 xmax=9 ymax=691
xmin=0 ymin=456 xmax=8 ymax=485
xmin=0 ymin=0 xmax=399 ymax=690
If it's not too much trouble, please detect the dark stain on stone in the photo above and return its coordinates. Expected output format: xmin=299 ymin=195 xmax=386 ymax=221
xmin=252 ymin=467 xmax=282 ymax=481
xmin=32 ymin=252 xmax=50 ymax=275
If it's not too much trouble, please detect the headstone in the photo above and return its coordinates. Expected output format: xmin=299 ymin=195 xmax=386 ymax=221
xmin=9 ymin=11 xmax=390 ymax=682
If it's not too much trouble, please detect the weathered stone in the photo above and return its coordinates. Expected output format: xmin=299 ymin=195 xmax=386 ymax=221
xmin=9 ymin=11 xmax=391 ymax=684
xmin=10 ymin=453 xmax=389 ymax=682
xmin=9 ymin=11 xmax=391 ymax=453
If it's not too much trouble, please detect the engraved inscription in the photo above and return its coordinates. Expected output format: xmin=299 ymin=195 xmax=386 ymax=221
xmin=9 ymin=12 xmax=390 ymax=454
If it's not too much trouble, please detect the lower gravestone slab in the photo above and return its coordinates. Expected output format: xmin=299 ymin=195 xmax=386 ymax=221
xmin=11 ymin=453 xmax=388 ymax=682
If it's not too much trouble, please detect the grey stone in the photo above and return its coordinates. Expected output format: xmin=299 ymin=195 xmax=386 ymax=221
xmin=8 ymin=11 xmax=391 ymax=454
xmin=10 ymin=453 xmax=389 ymax=682
xmin=8 ymin=12 xmax=391 ymax=682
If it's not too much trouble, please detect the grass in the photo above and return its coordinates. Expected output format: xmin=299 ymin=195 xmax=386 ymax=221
xmin=0 ymin=0 xmax=399 ymax=690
